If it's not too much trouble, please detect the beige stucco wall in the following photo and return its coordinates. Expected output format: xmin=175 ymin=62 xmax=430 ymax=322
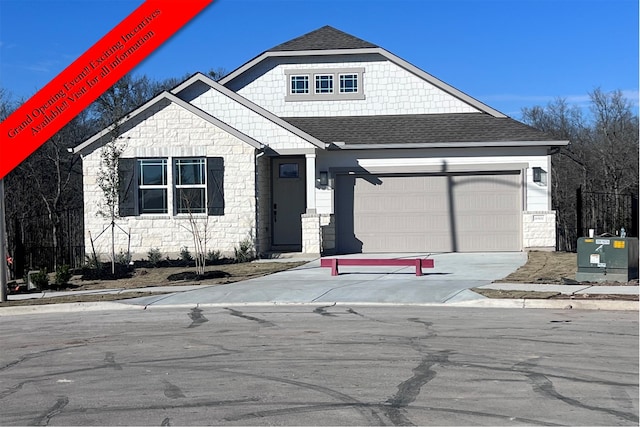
xmin=82 ymin=101 xmax=258 ymax=261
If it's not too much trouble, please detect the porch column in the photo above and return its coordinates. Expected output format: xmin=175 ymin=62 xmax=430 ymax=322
xmin=305 ymin=153 xmax=316 ymax=213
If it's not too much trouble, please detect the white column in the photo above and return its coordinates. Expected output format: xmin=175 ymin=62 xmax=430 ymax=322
xmin=305 ymin=153 xmax=316 ymax=213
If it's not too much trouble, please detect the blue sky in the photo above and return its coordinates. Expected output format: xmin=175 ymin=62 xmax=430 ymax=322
xmin=0 ymin=0 xmax=638 ymax=119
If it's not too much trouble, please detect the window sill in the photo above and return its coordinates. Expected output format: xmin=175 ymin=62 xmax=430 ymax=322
xmin=285 ymin=93 xmax=365 ymax=102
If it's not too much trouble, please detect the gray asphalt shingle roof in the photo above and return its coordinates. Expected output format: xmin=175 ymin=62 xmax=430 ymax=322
xmin=282 ymin=113 xmax=557 ymax=145
xmin=268 ymin=25 xmax=378 ymax=51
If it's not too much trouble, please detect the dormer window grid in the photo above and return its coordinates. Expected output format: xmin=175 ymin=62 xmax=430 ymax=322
xmin=315 ymin=74 xmax=334 ymax=94
xmin=339 ymin=73 xmax=358 ymax=93
xmin=290 ymin=75 xmax=309 ymax=94
xmin=285 ymin=67 xmax=365 ymax=101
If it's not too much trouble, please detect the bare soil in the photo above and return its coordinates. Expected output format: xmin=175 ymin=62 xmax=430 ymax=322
xmin=494 ymin=251 xmax=578 ymax=284
xmin=3 ymin=262 xmax=306 ymax=307
xmin=474 ymin=251 xmax=638 ymax=301
xmin=69 ymin=262 xmax=308 ymax=290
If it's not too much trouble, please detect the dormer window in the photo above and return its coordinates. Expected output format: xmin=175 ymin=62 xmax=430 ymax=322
xmin=339 ymin=74 xmax=358 ymax=93
xmin=290 ymin=75 xmax=309 ymax=94
xmin=315 ymin=75 xmax=334 ymax=94
xmin=285 ymin=67 xmax=365 ymax=101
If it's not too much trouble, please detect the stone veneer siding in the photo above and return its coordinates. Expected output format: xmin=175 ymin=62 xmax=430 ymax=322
xmin=301 ymin=213 xmax=335 ymax=255
xmin=232 ymin=56 xmax=480 ymax=117
xmin=301 ymin=213 xmax=321 ymax=255
xmin=82 ymin=101 xmax=258 ymax=260
xmin=523 ymin=211 xmax=557 ymax=250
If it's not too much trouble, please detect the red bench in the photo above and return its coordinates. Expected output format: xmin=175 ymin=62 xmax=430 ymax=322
xmin=320 ymin=258 xmax=434 ymax=276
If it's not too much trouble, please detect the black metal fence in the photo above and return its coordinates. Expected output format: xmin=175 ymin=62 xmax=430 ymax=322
xmin=7 ymin=207 xmax=85 ymax=276
xmin=577 ymin=190 xmax=638 ymax=238
xmin=558 ymin=188 xmax=638 ymax=252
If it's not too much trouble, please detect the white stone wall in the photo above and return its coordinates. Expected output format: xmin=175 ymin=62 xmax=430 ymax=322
xmin=180 ymin=83 xmax=318 ymax=152
xmin=301 ymin=213 xmax=336 ymax=255
xmin=82 ymin=101 xmax=258 ymax=261
xmin=230 ymin=54 xmax=480 ymax=117
xmin=301 ymin=213 xmax=321 ymax=255
xmin=320 ymin=214 xmax=336 ymax=254
xmin=523 ymin=211 xmax=557 ymax=250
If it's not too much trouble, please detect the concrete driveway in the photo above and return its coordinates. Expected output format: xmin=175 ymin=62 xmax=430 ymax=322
xmin=125 ymin=252 xmax=528 ymax=307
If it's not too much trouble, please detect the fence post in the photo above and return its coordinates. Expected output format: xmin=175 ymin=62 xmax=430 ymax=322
xmin=0 ymin=179 xmax=7 ymax=302
xmin=576 ymin=186 xmax=583 ymax=238
xmin=632 ymin=196 xmax=639 ymax=237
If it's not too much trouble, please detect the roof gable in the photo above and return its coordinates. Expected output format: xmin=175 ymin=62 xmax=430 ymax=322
xmin=219 ymin=26 xmax=506 ymax=118
xmin=72 ymin=91 xmax=263 ymax=155
xmin=268 ymin=25 xmax=378 ymax=51
xmin=172 ymin=73 xmax=325 ymax=149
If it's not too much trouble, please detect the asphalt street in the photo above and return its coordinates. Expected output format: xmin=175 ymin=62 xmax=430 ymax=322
xmin=1 ymin=305 xmax=637 ymax=426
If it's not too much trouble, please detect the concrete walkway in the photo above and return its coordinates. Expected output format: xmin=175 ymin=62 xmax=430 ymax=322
xmin=4 ymin=252 xmax=638 ymax=312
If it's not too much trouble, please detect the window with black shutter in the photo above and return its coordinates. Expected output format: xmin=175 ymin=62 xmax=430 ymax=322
xmin=118 ymin=156 xmax=225 ymax=217
xmin=206 ymin=157 xmax=224 ymax=216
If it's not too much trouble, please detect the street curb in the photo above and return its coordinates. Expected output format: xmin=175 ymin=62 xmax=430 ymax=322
xmin=447 ymin=298 xmax=639 ymax=311
xmin=0 ymin=301 xmax=143 ymax=316
xmin=1 ymin=298 xmax=637 ymax=316
xmin=134 ymin=300 xmax=638 ymax=311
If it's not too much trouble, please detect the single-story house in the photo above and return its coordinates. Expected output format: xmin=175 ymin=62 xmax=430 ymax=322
xmin=73 ymin=26 xmax=568 ymax=259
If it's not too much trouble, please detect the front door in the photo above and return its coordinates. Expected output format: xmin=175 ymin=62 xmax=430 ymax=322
xmin=271 ymin=157 xmax=306 ymax=250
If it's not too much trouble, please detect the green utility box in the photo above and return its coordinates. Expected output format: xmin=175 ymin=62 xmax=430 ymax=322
xmin=576 ymin=237 xmax=638 ymax=282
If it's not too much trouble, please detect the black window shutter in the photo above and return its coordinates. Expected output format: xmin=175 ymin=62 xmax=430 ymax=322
xmin=118 ymin=158 xmax=136 ymax=217
xmin=207 ymin=157 xmax=224 ymax=216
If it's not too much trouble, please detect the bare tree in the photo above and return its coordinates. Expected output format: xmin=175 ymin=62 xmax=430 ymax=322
xmin=95 ymin=133 xmax=127 ymax=275
xmin=522 ymin=89 xmax=639 ymax=250
xmin=6 ymin=111 xmax=88 ymax=269
xmin=178 ymin=194 xmax=209 ymax=276
xmin=207 ymin=67 xmax=227 ymax=81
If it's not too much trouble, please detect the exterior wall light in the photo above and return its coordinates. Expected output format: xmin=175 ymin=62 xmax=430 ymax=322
xmin=533 ymin=167 xmax=547 ymax=186
xmin=319 ymin=171 xmax=329 ymax=186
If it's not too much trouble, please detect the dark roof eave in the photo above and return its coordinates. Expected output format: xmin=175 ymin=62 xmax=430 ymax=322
xmin=328 ymin=140 xmax=570 ymax=150
xmin=219 ymin=48 xmax=380 ymax=85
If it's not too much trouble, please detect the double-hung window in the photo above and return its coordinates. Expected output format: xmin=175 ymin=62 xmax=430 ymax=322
xmin=175 ymin=158 xmax=206 ymax=214
xmin=121 ymin=157 xmax=224 ymax=217
xmin=138 ymin=159 xmax=168 ymax=214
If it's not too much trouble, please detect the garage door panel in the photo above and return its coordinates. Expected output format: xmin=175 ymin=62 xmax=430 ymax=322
xmin=336 ymin=172 xmax=521 ymax=253
xmin=358 ymin=213 xmax=450 ymax=233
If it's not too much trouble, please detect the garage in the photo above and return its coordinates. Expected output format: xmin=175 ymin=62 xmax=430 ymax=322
xmin=335 ymin=171 xmax=522 ymax=253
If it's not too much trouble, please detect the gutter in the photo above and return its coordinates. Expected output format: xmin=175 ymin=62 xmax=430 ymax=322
xmin=327 ymin=140 xmax=570 ymax=150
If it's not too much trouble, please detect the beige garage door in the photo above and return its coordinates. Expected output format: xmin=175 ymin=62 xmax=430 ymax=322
xmin=336 ymin=172 xmax=522 ymax=253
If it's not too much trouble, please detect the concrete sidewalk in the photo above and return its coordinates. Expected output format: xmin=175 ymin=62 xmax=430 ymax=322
xmin=3 ymin=252 xmax=638 ymax=312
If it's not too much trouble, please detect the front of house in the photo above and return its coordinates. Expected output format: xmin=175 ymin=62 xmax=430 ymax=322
xmin=74 ymin=26 xmax=568 ymax=259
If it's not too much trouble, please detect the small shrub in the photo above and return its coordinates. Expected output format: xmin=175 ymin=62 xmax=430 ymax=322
xmin=206 ymin=249 xmax=221 ymax=263
xmin=55 ymin=264 xmax=72 ymax=287
xmin=80 ymin=262 xmax=132 ymax=280
xmin=234 ymin=238 xmax=255 ymax=263
xmin=30 ymin=268 xmax=50 ymax=290
xmin=85 ymin=253 xmax=102 ymax=270
xmin=114 ymin=249 xmax=131 ymax=265
xmin=147 ymin=248 xmax=162 ymax=267
xmin=180 ymin=246 xmax=193 ymax=262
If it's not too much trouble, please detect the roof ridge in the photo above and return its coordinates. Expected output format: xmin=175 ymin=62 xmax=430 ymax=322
xmin=268 ymin=25 xmax=378 ymax=51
